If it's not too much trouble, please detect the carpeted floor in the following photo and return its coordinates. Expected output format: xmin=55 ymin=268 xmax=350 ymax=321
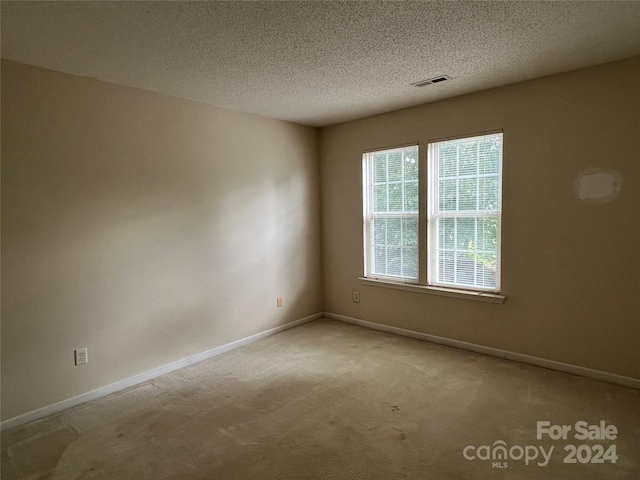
xmin=2 ymin=318 xmax=639 ymax=479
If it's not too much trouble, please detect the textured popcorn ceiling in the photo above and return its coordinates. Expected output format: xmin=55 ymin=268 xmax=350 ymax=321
xmin=2 ymin=1 xmax=640 ymax=127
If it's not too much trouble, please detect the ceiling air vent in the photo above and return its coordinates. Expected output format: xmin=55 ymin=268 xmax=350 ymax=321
xmin=411 ymin=75 xmax=451 ymax=87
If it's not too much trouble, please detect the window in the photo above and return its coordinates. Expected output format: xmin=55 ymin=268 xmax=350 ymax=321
xmin=363 ymin=133 xmax=503 ymax=294
xmin=363 ymin=146 xmax=419 ymax=280
xmin=428 ymin=134 xmax=502 ymax=291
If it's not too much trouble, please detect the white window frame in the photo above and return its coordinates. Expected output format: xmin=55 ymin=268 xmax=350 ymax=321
xmin=362 ymin=145 xmax=419 ymax=282
xmin=427 ymin=133 xmax=503 ymax=293
xmin=361 ymin=132 xmax=504 ymax=303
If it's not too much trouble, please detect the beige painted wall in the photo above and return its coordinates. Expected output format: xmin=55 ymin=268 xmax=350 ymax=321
xmin=320 ymin=57 xmax=640 ymax=379
xmin=1 ymin=60 xmax=323 ymax=421
xmin=2 ymin=56 xmax=639 ymax=422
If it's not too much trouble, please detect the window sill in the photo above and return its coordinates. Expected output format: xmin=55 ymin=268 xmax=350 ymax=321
xmin=358 ymin=277 xmax=506 ymax=304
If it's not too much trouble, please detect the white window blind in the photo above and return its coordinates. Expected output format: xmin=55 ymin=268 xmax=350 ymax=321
xmin=363 ymin=145 xmax=419 ymax=281
xmin=428 ymin=133 xmax=502 ymax=292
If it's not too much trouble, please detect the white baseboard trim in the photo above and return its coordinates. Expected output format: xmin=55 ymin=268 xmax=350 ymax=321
xmin=1 ymin=313 xmax=323 ymax=431
xmin=324 ymin=312 xmax=640 ymax=390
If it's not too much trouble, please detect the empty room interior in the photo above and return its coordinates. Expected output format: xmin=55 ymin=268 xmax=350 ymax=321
xmin=1 ymin=2 xmax=639 ymax=479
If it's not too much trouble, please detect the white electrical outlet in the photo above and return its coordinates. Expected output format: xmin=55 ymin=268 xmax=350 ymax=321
xmin=353 ymin=290 xmax=360 ymax=303
xmin=75 ymin=348 xmax=88 ymax=366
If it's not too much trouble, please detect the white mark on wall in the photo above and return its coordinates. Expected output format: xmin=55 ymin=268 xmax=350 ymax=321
xmin=575 ymin=169 xmax=621 ymax=204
